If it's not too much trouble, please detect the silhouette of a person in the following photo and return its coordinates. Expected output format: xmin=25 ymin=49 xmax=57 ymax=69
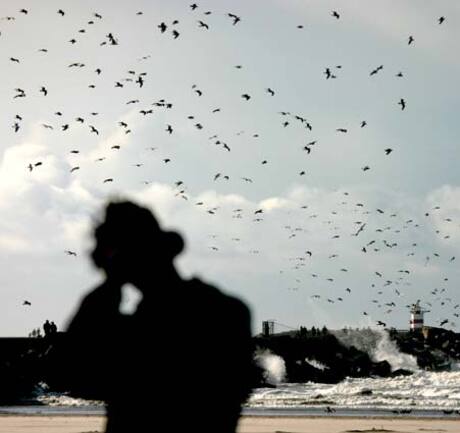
xmin=64 ymin=200 xmax=253 ymax=433
xmin=50 ymin=321 xmax=57 ymax=335
xmin=43 ymin=320 xmax=51 ymax=337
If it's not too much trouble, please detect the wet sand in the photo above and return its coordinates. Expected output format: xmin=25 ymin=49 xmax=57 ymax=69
xmin=0 ymin=415 xmax=105 ymax=433
xmin=238 ymin=416 xmax=460 ymax=433
xmin=0 ymin=415 xmax=458 ymax=433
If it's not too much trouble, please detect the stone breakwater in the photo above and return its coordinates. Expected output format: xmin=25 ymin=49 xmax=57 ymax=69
xmin=1 ymin=326 xmax=459 ymax=404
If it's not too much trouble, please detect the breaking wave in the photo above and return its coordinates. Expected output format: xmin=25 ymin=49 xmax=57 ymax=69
xmin=249 ymin=370 xmax=460 ymax=411
xmin=333 ymin=328 xmax=418 ymax=371
xmin=33 ymin=383 xmax=103 ymax=407
xmin=254 ymin=350 xmax=286 ymax=384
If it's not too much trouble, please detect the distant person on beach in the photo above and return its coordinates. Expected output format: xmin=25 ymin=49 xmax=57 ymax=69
xmin=64 ymin=200 xmax=253 ymax=433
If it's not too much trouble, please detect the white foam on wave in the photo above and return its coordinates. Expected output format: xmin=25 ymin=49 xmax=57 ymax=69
xmin=36 ymin=393 xmax=104 ymax=407
xmin=249 ymin=371 xmax=460 ymax=410
xmin=33 ymin=382 xmax=103 ymax=407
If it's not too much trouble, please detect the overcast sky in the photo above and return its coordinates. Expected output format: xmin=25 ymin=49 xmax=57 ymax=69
xmin=1 ymin=0 xmax=460 ymax=336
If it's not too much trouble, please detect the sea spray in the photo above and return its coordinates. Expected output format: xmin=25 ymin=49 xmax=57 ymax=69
xmin=333 ymin=328 xmax=418 ymax=371
xmin=306 ymin=358 xmax=328 ymax=371
xmin=450 ymin=361 xmax=460 ymax=372
xmin=254 ymin=350 xmax=286 ymax=384
xmin=372 ymin=329 xmax=418 ymax=371
xmin=332 ymin=328 xmax=381 ymax=354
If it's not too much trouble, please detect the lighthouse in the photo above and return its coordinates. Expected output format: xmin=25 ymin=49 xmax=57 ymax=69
xmin=410 ymin=300 xmax=425 ymax=332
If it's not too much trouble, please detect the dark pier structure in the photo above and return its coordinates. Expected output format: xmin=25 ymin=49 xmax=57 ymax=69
xmin=1 ymin=323 xmax=460 ymax=404
xmin=0 ymin=335 xmax=64 ymax=404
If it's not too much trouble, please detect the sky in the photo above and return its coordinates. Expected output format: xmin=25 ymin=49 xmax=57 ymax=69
xmin=1 ymin=0 xmax=460 ymax=336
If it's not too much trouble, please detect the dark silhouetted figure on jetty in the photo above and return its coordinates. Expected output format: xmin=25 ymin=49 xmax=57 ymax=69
xmin=50 ymin=321 xmax=57 ymax=335
xmin=63 ymin=200 xmax=253 ymax=433
xmin=44 ymin=320 xmax=58 ymax=338
xmin=43 ymin=320 xmax=51 ymax=337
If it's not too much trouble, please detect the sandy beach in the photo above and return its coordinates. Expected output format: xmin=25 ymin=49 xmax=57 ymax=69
xmin=0 ymin=415 xmax=459 ymax=433
xmin=239 ymin=416 xmax=460 ymax=433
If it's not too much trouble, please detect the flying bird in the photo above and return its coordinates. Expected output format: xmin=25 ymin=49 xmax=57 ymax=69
xmin=228 ymin=13 xmax=241 ymax=25
xmin=107 ymin=33 xmax=118 ymax=45
xmin=198 ymin=20 xmax=209 ymax=29
xmin=353 ymin=223 xmax=366 ymax=236
xmin=30 ymin=161 xmax=42 ymax=170
xmin=370 ymin=65 xmax=383 ymax=76
xmin=136 ymin=76 xmax=144 ymax=87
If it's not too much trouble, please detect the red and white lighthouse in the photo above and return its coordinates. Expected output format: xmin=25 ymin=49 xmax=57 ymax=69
xmin=410 ymin=300 xmax=425 ymax=331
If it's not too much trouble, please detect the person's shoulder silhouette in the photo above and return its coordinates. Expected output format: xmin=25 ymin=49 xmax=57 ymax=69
xmin=63 ymin=200 xmax=253 ymax=433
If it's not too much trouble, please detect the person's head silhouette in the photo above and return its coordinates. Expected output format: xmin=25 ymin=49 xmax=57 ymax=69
xmin=91 ymin=200 xmax=184 ymax=287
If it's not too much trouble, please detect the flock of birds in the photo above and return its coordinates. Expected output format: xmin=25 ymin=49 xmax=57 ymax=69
xmin=2 ymin=4 xmax=458 ymax=331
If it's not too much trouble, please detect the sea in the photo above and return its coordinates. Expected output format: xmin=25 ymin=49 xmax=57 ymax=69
xmin=0 ymin=370 xmax=459 ymax=418
xmin=1 ymin=331 xmax=459 ymax=418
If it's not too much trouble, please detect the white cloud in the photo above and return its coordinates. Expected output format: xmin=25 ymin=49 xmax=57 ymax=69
xmin=0 ymin=0 xmax=460 ymax=336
